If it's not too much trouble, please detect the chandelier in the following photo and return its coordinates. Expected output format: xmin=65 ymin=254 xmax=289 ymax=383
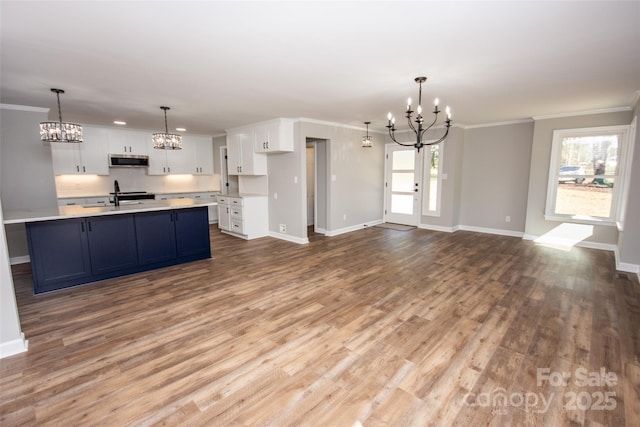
xmin=152 ymin=106 xmax=182 ymax=150
xmin=386 ymin=77 xmax=452 ymax=152
xmin=39 ymin=88 xmax=83 ymax=143
xmin=362 ymin=121 xmax=373 ymax=148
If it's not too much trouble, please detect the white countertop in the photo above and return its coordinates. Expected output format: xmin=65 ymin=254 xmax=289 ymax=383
xmin=3 ymin=198 xmax=217 ymax=224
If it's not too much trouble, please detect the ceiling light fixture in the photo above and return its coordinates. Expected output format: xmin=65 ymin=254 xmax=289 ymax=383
xmin=362 ymin=121 xmax=373 ymax=148
xmin=152 ymin=106 xmax=182 ymax=150
xmin=39 ymin=88 xmax=83 ymax=143
xmin=113 ymin=120 xmax=127 ymax=126
xmin=386 ymin=77 xmax=452 ymax=152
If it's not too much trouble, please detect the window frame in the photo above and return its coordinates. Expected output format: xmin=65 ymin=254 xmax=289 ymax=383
xmin=421 ymin=142 xmax=443 ymax=217
xmin=545 ymin=124 xmax=631 ymax=226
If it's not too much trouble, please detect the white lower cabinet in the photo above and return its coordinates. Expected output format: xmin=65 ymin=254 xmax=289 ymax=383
xmin=217 ymin=195 xmax=267 ymax=239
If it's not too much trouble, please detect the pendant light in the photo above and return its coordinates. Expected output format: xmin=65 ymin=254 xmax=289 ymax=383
xmin=362 ymin=121 xmax=373 ymax=148
xmin=39 ymin=88 xmax=83 ymax=143
xmin=152 ymin=106 xmax=182 ymax=150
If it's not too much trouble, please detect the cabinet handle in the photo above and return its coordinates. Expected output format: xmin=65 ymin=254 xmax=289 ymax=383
xmin=76 ymin=165 xmax=80 ymax=172
xmin=168 ymin=167 xmax=170 ymax=173
xmin=88 ymin=221 xmax=92 ymax=232
xmin=82 ymin=166 xmax=86 ymax=173
xmin=124 ymin=146 xmax=127 ymax=152
xmin=81 ymin=222 xmax=85 ymax=232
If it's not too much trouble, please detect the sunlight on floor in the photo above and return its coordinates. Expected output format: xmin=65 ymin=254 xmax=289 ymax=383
xmin=534 ymin=223 xmax=594 ymax=251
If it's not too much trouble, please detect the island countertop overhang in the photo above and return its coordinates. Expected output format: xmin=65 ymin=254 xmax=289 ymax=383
xmin=3 ymin=198 xmax=217 ymax=225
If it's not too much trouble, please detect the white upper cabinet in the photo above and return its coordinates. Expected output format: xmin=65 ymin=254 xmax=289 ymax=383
xmin=147 ymin=146 xmax=190 ymax=175
xmin=227 ymin=130 xmax=267 ymax=175
xmin=147 ymin=134 xmax=212 ymax=175
xmin=107 ymin=129 xmax=148 ymax=155
xmin=51 ymin=126 xmax=109 ymax=175
xmin=51 ymin=125 xmax=213 ymax=176
xmin=253 ymin=119 xmax=294 ymax=153
xmin=186 ymin=135 xmax=213 ymax=175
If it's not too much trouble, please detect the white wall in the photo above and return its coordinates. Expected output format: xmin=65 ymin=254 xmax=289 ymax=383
xmin=618 ymin=102 xmax=640 ymax=272
xmin=1 ymin=105 xmax=59 ymax=260
xmin=0 ymin=196 xmax=28 ymax=358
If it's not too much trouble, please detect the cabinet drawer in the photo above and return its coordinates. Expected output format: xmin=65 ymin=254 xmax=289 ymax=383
xmin=230 ymin=206 xmax=243 ymax=219
xmin=230 ymin=218 xmax=244 ymax=234
xmin=217 ymin=196 xmax=229 ymax=204
xmin=229 ymin=197 xmax=243 ymax=206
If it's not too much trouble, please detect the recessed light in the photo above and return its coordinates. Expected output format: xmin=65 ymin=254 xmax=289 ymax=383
xmin=113 ymin=120 xmax=127 ymax=125
xmin=176 ymin=127 xmax=186 ymax=132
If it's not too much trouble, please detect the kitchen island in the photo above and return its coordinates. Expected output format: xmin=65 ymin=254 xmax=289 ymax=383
xmin=3 ymin=199 xmax=217 ymax=294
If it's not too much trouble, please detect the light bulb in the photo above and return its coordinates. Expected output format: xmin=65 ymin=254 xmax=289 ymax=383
xmin=434 ymin=98 xmax=439 ymax=106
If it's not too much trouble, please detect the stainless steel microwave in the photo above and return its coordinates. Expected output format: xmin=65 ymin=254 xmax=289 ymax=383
xmin=109 ymin=154 xmax=149 ymax=168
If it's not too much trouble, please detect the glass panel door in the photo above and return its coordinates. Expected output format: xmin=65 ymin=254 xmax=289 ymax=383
xmin=385 ymin=145 xmax=422 ymax=225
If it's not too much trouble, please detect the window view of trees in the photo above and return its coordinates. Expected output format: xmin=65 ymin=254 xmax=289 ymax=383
xmin=548 ymin=126 xmax=629 ymax=222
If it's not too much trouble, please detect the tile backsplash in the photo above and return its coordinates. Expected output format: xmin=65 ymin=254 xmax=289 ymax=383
xmin=55 ymin=168 xmax=221 ymax=198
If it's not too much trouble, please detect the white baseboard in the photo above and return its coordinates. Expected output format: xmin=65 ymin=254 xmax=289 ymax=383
xmin=269 ymin=231 xmax=309 ymax=244
xmin=313 ymin=227 xmax=327 ymax=235
xmin=325 ymin=219 xmax=384 ymax=237
xmin=458 ymin=225 xmax=525 ymax=238
xmin=10 ymin=255 xmax=30 ymax=265
xmin=0 ymin=333 xmax=28 ymax=359
xmin=418 ymin=223 xmax=458 ymax=233
xmin=525 ymin=233 xmax=618 ymax=251
xmin=575 ymin=241 xmax=617 ymax=252
xmin=615 ymin=248 xmax=640 ymax=279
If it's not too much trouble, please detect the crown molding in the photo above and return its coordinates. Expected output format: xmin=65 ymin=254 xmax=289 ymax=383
xmin=464 ymin=118 xmax=534 ymax=129
xmin=0 ymin=103 xmax=49 ymax=113
xmin=531 ymin=106 xmax=632 ymax=121
xmin=295 ymin=117 xmax=388 ymax=134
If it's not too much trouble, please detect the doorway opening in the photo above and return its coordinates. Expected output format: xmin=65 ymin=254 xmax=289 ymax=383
xmin=306 ymin=138 xmax=328 ymax=236
xmin=220 ymin=146 xmax=238 ymax=195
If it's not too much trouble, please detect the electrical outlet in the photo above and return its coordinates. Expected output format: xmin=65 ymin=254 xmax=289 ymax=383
xmin=505 ymin=216 xmax=511 ymax=223
xmin=279 ymin=224 xmax=286 ymax=233
xmin=273 ymin=192 xmax=278 ymax=200
xmin=343 ymin=214 xmax=347 ymax=221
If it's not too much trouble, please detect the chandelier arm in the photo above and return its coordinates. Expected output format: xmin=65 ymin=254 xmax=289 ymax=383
xmin=424 ymin=126 xmax=451 ymax=146
xmin=406 ymin=115 xmax=418 ymax=135
xmin=388 ymin=128 xmax=414 ymax=146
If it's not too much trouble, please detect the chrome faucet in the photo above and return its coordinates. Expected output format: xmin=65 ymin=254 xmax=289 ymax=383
xmin=113 ymin=180 xmax=120 ymax=206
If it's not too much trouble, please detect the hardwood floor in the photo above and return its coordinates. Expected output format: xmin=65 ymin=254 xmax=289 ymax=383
xmin=1 ymin=226 xmax=639 ymax=426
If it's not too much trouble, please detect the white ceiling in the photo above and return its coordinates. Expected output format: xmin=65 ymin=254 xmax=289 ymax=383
xmin=1 ymin=1 xmax=639 ymax=135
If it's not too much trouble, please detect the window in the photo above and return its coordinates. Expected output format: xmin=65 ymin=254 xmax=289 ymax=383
xmin=546 ymin=125 xmax=631 ymax=224
xmin=422 ymin=143 xmax=442 ymax=216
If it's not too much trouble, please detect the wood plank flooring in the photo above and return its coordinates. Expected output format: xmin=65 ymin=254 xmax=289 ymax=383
xmin=1 ymin=226 xmax=639 ymax=426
